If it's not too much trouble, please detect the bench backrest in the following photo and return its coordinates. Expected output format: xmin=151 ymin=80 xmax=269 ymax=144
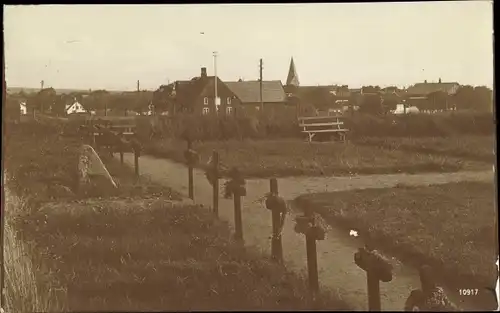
xmin=298 ymin=115 xmax=347 ymax=131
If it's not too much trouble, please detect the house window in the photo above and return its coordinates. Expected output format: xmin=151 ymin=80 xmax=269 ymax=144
xmin=227 ymin=97 xmax=232 ymax=105
xmin=202 ymin=107 xmax=210 ymax=115
xmin=204 ymin=97 xmax=208 ymax=105
xmin=226 ymin=106 xmax=233 ymax=115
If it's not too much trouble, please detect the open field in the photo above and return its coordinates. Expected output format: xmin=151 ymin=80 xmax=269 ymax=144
xmin=145 ymin=139 xmax=489 ymax=178
xmin=294 ymin=181 xmax=498 ymax=290
xmin=3 ymin=120 xmax=348 ymax=311
xmin=355 ymin=135 xmax=495 ymax=163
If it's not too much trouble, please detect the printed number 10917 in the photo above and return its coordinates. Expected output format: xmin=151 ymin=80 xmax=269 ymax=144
xmin=459 ymin=288 xmax=478 ymax=296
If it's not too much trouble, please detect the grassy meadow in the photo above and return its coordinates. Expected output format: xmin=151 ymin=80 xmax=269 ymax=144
xmin=145 ymin=139 xmax=489 ymax=178
xmin=294 ymin=181 xmax=498 ymax=290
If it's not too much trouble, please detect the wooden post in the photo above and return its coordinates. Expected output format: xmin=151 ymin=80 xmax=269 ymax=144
xmin=306 ymin=229 xmax=320 ymax=295
xmin=187 ymin=139 xmax=194 ymax=200
xmin=354 ymin=246 xmax=393 ymax=311
xmin=119 ymin=141 xmax=124 ymax=165
xmin=367 ymin=271 xmax=381 ymax=311
xmin=134 ymin=147 xmax=139 ymax=178
xmin=270 ymin=178 xmax=283 ymax=263
xmin=90 ymin=119 xmax=96 ymax=148
xmin=212 ymin=151 xmax=219 ymax=217
xmin=305 ymin=210 xmax=319 ymax=296
xmin=234 ymin=189 xmax=243 ymax=242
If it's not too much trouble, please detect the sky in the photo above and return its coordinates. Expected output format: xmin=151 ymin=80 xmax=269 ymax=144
xmin=4 ymin=2 xmax=494 ymax=91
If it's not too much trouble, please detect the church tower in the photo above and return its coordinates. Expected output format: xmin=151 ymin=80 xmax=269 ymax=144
xmin=286 ymin=57 xmax=300 ymax=87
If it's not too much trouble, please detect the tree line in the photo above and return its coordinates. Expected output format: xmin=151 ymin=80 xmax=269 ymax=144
xmin=301 ymin=85 xmax=493 ymax=115
xmin=8 ymin=88 xmax=156 ymax=116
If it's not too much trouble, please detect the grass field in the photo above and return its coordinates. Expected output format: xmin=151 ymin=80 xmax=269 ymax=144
xmin=355 ymin=135 xmax=495 ymax=163
xmin=294 ymin=181 xmax=498 ymax=290
xmin=145 ymin=139 xmax=489 ymax=178
xmin=15 ymin=199 xmax=349 ymax=311
xmin=4 ymin=121 xmax=349 ymax=311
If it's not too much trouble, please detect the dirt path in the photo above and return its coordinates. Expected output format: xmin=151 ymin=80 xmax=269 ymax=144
xmin=118 ymin=154 xmax=494 ymax=311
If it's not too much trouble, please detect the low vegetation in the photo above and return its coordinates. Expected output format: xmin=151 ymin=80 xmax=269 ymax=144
xmin=4 ymin=119 xmax=349 ymax=311
xmin=294 ymin=182 xmax=498 ymax=291
xmin=356 ymin=135 xmax=495 ymax=163
xmin=16 ymin=199 xmax=349 ymax=311
xmin=145 ymin=139 xmax=488 ymax=178
xmin=134 ymin=111 xmax=495 ymax=142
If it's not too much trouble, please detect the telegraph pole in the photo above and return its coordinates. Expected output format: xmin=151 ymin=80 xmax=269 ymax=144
xmin=137 ymin=80 xmax=140 ymax=92
xmin=259 ymin=59 xmax=264 ymax=111
xmin=213 ymin=51 xmax=218 ymax=115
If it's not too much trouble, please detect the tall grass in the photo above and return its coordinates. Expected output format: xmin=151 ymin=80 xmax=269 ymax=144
xmin=3 ymin=184 xmax=67 ymax=313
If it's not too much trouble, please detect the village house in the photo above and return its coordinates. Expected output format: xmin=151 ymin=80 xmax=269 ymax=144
xmin=406 ymin=79 xmax=460 ymax=111
xmin=169 ymin=67 xmax=237 ymax=116
xmin=224 ymin=79 xmax=290 ymax=118
xmin=65 ymin=98 xmax=89 ymax=115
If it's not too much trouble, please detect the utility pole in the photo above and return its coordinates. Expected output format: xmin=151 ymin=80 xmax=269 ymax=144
xmin=137 ymin=80 xmax=140 ymax=92
xmin=259 ymin=58 xmax=264 ymax=111
xmin=213 ymin=51 xmax=218 ymax=115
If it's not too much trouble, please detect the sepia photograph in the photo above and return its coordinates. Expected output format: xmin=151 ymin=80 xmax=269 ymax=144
xmin=2 ymin=2 xmax=497 ymax=312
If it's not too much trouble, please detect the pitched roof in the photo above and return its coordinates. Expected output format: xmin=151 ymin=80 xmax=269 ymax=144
xmin=174 ymin=76 xmax=217 ymax=106
xmin=286 ymin=57 xmax=300 ymax=87
xmin=225 ymin=80 xmax=286 ymax=103
xmin=407 ymin=82 xmax=460 ymax=95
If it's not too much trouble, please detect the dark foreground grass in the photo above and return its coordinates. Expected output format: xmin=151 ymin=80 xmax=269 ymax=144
xmin=355 ymin=135 xmax=495 ymax=163
xmin=145 ymin=139 xmax=488 ymax=178
xmin=3 ymin=120 xmax=179 ymax=312
xmin=15 ymin=199 xmax=350 ymax=311
xmin=294 ymin=182 xmax=498 ymax=291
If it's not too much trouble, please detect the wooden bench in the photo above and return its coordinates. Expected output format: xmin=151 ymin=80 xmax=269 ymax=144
xmin=87 ymin=117 xmax=137 ymax=138
xmin=298 ymin=115 xmax=349 ymax=142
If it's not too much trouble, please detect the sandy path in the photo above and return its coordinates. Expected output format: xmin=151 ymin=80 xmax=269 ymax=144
xmin=118 ymin=153 xmax=494 ymax=311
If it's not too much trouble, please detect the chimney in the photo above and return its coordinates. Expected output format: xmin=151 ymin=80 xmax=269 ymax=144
xmin=438 ymin=78 xmax=442 ymax=83
xmin=201 ymin=67 xmax=207 ymax=78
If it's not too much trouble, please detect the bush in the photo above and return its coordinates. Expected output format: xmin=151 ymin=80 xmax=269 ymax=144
xmin=135 ymin=113 xmax=300 ymax=141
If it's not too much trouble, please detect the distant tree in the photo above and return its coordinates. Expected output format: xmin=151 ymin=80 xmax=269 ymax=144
xmin=454 ymin=85 xmax=476 ymax=111
xmin=473 ymin=86 xmax=493 ymax=112
xmin=31 ymin=88 xmax=57 ymax=113
xmin=359 ymin=94 xmax=383 ymax=115
xmin=152 ymin=85 xmax=176 ymax=114
xmin=81 ymin=90 xmax=110 ymax=113
xmin=305 ymin=88 xmax=336 ymax=110
xmin=52 ymin=94 xmax=71 ymax=116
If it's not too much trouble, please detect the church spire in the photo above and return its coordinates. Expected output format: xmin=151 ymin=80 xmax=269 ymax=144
xmin=286 ymin=57 xmax=300 ymax=87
